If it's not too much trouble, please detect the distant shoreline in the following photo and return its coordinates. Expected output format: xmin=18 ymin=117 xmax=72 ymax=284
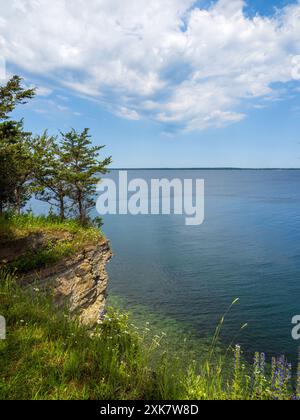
xmin=109 ymin=167 xmax=300 ymax=171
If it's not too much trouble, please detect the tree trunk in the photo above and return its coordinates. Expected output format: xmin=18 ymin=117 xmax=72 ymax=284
xmin=59 ymin=195 xmax=65 ymax=221
xmin=14 ymin=188 xmax=21 ymax=215
xmin=77 ymin=188 xmax=85 ymax=225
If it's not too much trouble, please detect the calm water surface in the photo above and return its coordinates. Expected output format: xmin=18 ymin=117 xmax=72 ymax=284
xmin=100 ymin=170 xmax=300 ymax=361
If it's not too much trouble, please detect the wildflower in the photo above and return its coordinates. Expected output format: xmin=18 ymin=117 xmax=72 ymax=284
xmin=260 ymin=353 xmax=266 ymax=375
xmin=99 ymin=309 xmax=106 ymax=321
xmin=234 ymin=345 xmax=241 ymax=371
xmin=253 ymin=352 xmax=267 ymax=399
xmin=271 ymin=356 xmax=292 ymax=400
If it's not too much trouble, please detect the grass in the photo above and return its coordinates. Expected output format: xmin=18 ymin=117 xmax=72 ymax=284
xmin=8 ymin=240 xmax=76 ymax=273
xmin=0 ymin=214 xmax=298 ymax=400
xmin=0 ymin=212 xmax=102 ymax=243
xmin=0 ymin=213 xmax=104 ymax=273
xmin=0 ymin=269 xmax=299 ymax=400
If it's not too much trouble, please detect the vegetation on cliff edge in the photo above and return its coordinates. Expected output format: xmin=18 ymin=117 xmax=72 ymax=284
xmin=0 ymin=268 xmax=299 ymax=400
xmin=0 ymin=75 xmax=111 ymax=223
xmin=0 ymin=214 xmax=104 ymax=273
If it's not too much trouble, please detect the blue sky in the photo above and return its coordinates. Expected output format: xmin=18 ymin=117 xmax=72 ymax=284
xmin=2 ymin=0 xmax=300 ymax=168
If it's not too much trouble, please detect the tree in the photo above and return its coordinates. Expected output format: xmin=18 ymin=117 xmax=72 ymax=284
xmin=0 ymin=138 xmax=15 ymax=215
xmin=61 ymin=128 xmax=112 ymax=224
xmin=0 ymin=120 xmax=34 ymax=215
xmin=33 ymin=133 xmax=70 ymax=221
xmin=0 ymin=75 xmax=35 ymax=120
xmin=0 ymin=76 xmax=36 ymax=214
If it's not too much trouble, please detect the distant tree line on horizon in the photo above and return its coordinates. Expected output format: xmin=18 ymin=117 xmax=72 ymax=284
xmin=0 ymin=75 xmax=112 ymax=225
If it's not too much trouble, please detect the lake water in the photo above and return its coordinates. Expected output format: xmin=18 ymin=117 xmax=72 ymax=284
xmin=100 ymin=170 xmax=300 ymax=362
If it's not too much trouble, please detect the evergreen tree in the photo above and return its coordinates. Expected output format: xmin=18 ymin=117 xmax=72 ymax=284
xmin=0 ymin=75 xmax=35 ymax=120
xmin=0 ymin=119 xmax=34 ymax=214
xmin=33 ymin=133 xmax=70 ymax=221
xmin=0 ymin=76 xmax=36 ymax=214
xmin=61 ymin=128 xmax=112 ymax=224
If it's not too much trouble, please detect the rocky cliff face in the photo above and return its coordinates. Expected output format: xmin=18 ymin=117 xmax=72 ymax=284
xmin=0 ymin=233 xmax=112 ymax=326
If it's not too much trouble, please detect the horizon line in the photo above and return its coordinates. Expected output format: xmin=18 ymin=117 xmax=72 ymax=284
xmin=109 ymin=167 xmax=300 ymax=171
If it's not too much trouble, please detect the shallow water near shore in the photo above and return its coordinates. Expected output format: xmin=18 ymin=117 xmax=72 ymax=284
xmin=101 ymin=169 xmax=300 ymax=364
xmin=108 ymin=293 xmax=214 ymax=364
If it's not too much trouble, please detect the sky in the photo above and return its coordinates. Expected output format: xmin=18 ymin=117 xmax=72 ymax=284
xmin=1 ymin=0 xmax=300 ymax=168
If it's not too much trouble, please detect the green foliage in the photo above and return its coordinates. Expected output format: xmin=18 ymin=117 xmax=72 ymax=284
xmin=9 ymin=240 xmax=74 ymax=273
xmin=0 ymin=120 xmax=34 ymax=214
xmin=0 ymin=270 xmax=296 ymax=400
xmin=0 ymin=213 xmax=102 ymax=239
xmin=0 ymin=214 xmax=103 ymax=273
xmin=0 ymin=76 xmax=296 ymax=401
xmin=0 ymin=76 xmax=111 ymax=225
xmin=32 ymin=129 xmax=111 ymax=224
xmin=60 ymin=128 xmax=112 ymax=224
xmin=0 ymin=75 xmax=35 ymax=121
xmin=0 ymin=271 xmax=180 ymax=400
xmin=32 ymin=133 xmax=70 ymax=221
xmin=0 ymin=76 xmax=36 ymax=214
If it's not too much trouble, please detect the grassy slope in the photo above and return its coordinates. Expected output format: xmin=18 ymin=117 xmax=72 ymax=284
xmin=0 ymin=270 xmax=184 ymax=400
xmin=0 ymin=215 xmax=298 ymax=400
xmin=0 ymin=214 xmax=104 ymax=273
xmin=0 ymin=213 xmax=102 ymax=244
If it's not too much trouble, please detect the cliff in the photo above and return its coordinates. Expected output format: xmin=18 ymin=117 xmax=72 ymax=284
xmin=0 ymin=225 xmax=112 ymax=326
xmin=22 ymin=239 xmax=112 ymax=326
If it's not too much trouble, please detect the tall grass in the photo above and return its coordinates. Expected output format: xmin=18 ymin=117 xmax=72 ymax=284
xmin=0 ymin=213 xmax=104 ymax=273
xmin=0 ymin=269 xmax=298 ymax=400
xmin=0 ymin=213 xmax=102 ymax=243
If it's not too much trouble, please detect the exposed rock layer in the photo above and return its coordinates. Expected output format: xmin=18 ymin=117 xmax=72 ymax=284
xmin=1 ymin=233 xmax=112 ymax=326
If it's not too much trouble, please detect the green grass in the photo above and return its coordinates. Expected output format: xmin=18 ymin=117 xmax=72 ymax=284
xmin=0 ymin=269 xmax=298 ymax=400
xmin=0 ymin=213 xmax=102 ymax=243
xmin=0 ymin=214 xmax=298 ymax=400
xmin=8 ymin=240 xmax=76 ymax=273
xmin=0 ymin=213 xmax=104 ymax=273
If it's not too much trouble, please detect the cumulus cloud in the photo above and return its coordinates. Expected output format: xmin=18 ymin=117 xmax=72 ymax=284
xmin=0 ymin=0 xmax=300 ymax=131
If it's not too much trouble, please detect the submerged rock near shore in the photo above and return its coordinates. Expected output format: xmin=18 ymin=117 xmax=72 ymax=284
xmin=0 ymin=229 xmax=112 ymax=326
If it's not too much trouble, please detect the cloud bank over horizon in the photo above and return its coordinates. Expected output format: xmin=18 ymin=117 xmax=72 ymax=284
xmin=0 ymin=0 xmax=300 ymax=132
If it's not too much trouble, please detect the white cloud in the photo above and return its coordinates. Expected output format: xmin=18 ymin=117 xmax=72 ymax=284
xmin=1 ymin=0 xmax=300 ymax=131
xmin=115 ymin=106 xmax=140 ymax=121
xmin=36 ymin=86 xmax=53 ymax=97
xmin=32 ymin=98 xmax=80 ymax=118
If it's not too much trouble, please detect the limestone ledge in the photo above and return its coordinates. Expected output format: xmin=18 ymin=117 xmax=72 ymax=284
xmin=2 ymin=234 xmax=113 ymax=326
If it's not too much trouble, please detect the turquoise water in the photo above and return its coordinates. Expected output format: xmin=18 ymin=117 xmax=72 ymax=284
xmin=100 ymin=170 xmax=300 ymax=362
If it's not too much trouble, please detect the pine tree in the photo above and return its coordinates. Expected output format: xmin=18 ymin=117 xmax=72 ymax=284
xmin=60 ymin=128 xmax=112 ymax=224
xmin=33 ymin=133 xmax=70 ymax=221
xmin=0 ymin=75 xmax=35 ymax=120
xmin=0 ymin=120 xmax=34 ymax=214
xmin=0 ymin=76 xmax=36 ymax=214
